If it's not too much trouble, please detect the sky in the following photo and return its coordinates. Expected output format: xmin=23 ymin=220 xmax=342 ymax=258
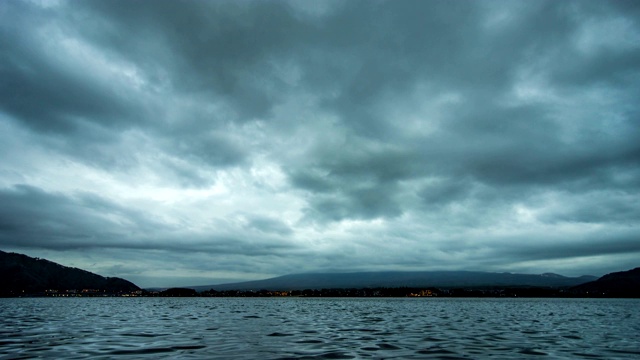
xmin=1 ymin=0 xmax=639 ymax=288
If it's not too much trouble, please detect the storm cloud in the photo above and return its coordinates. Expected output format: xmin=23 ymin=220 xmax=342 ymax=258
xmin=1 ymin=0 xmax=639 ymax=287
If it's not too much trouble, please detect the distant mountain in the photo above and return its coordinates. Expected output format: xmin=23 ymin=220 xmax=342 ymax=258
xmin=192 ymin=271 xmax=597 ymax=292
xmin=0 ymin=250 xmax=140 ymax=296
xmin=572 ymin=267 xmax=640 ymax=297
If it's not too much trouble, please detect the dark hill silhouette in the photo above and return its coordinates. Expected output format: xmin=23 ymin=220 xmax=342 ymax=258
xmin=572 ymin=267 xmax=640 ymax=297
xmin=192 ymin=271 xmax=597 ymax=292
xmin=0 ymin=250 xmax=140 ymax=296
xmin=160 ymin=287 xmax=198 ymax=297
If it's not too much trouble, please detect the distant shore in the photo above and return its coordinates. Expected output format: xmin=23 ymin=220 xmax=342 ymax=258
xmin=4 ymin=286 xmax=638 ymax=298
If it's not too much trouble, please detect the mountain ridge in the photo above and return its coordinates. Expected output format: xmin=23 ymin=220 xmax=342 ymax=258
xmin=189 ymin=270 xmax=598 ymax=292
xmin=0 ymin=250 xmax=140 ymax=296
xmin=571 ymin=267 xmax=640 ymax=297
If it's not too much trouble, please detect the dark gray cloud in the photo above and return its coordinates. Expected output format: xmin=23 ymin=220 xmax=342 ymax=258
xmin=0 ymin=2 xmax=146 ymax=133
xmin=74 ymin=0 xmax=308 ymax=121
xmin=1 ymin=0 xmax=639 ymax=287
xmin=0 ymin=185 xmax=168 ymax=250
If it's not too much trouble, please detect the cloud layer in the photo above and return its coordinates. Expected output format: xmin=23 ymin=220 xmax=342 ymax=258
xmin=1 ymin=0 xmax=639 ymax=287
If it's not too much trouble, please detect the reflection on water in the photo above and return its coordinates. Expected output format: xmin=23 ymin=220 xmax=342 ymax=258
xmin=1 ymin=297 xmax=639 ymax=359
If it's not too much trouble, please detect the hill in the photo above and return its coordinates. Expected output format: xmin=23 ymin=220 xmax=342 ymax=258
xmin=0 ymin=250 xmax=140 ymax=296
xmin=571 ymin=267 xmax=640 ymax=297
xmin=192 ymin=271 xmax=597 ymax=292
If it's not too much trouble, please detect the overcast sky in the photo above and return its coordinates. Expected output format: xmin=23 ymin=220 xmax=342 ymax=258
xmin=1 ymin=0 xmax=639 ymax=287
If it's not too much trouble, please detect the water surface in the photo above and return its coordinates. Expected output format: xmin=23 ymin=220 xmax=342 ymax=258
xmin=1 ymin=297 xmax=639 ymax=359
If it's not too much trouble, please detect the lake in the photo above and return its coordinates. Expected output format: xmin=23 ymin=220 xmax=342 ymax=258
xmin=1 ymin=297 xmax=639 ymax=359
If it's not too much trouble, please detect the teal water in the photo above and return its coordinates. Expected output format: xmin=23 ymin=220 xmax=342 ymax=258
xmin=1 ymin=297 xmax=639 ymax=359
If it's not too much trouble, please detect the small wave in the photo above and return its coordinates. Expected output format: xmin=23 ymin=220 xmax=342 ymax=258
xmin=608 ymin=349 xmax=640 ymax=356
xmin=108 ymin=347 xmax=175 ymax=355
xmin=120 ymin=333 xmax=164 ymax=338
xmin=360 ymin=346 xmax=379 ymax=351
xmin=376 ymin=343 xmax=401 ymax=350
xmin=572 ymin=352 xmax=604 ymax=358
xmin=519 ymin=348 xmax=547 ymax=356
xmin=423 ymin=336 xmax=446 ymax=342
xmin=417 ymin=347 xmax=456 ymax=355
xmin=296 ymin=339 xmax=323 ymax=344
xmin=314 ymin=351 xmax=354 ymax=359
xmin=172 ymin=345 xmax=207 ymax=350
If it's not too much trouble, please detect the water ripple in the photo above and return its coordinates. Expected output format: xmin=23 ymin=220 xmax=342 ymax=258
xmin=1 ymin=298 xmax=639 ymax=359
